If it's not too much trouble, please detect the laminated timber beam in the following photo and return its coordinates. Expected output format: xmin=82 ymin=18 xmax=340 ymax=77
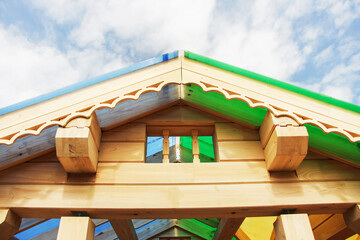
xmin=274 ymin=214 xmax=314 ymax=240
xmin=57 ymin=216 xmax=94 ymax=240
xmin=212 ymin=218 xmax=245 ymax=240
xmin=260 ymin=111 xmax=308 ymax=171
xmin=55 ymin=114 xmax=101 ymax=173
xmin=1 ymin=181 xmax=359 ymax=219
xmin=109 ymin=219 xmax=138 ymax=240
xmin=0 ymin=209 xmax=21 ymax=240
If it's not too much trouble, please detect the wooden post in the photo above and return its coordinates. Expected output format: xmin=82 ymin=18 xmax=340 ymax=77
xmin=344 ymin=204 xmax=360 ymax=234
xmin=56 ymin=114 xmax=101 ymax=173
xmin=163 ymin=130 xmax=170 ymax=163
xmin=56 ymin=216 xmax=94 ymax=240
xmin=260 ymin=111 xmax=308 ymax=171
xmin=213 ymin=218 xmax=245 ymax=240
xmin=109 ymin=219 xmax=138 ymax=240
xmin=192 ymin=129 xmax=200 ymax=163
xmin=0 ymin=209 xmax=21 ymax=240
xmin=274 ymin=214 xmax=314 ymax=240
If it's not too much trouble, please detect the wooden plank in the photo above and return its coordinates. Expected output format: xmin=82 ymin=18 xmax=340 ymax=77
xmin=102 ymin=123 xmax=146 ymax=142
xmin=135 ymin=105 xmax=226 ymax=125
xmin=1 ymin=181 xmax=360 ymax=219
xmin=304 ymin=151 xmax=330 ymax=160
xmin=313 ymin=214 xmax=355 ymax=240
xmin=215 ymin=123 xmax=259 ymax=141
xmin=0 ymin=209 xmax=21 ymax=240
xmin=264 ymin=126 xmax=308 ymax=171
xmin=0 ymin=126 xmax=57 ymax=171
xmin=274 ymin=214 xmax=314 ymax=240
xmin=1 ymin=159 xmax=360 ymax=185
xmin=217 ymin=141 xmax=264 ymax=161
xmin=98 ymin=142 xmax=145 ymax=162
xmin=18 ymin=218 xmax=47 ymax=232
xmin=57 ymin=216 xmax=94 ymax=240
xmin=147 ymin=125 xmax=214 ymax=137
xmin=195 ymin=218 xmax=219 ymax=228
xmin=308 ymin=214 xmax=332 ymax=229
xmin=133 ymin=219 xmax=154 ymax=229
xmin=182 ymin=100 xmax=258 ymax=130
xmin=213 ymin=218 xmax=245 ymax=240
xmin=56 ymin=127 xmax=99 ymax=173
xmin=344 ymin=204 xmax=360 ymax=234
xmin=177 ymin=219 xmax=215 ymax=239
xmin=137 ymin=219 xmax=175 ymax=240
xmin=109 ymin=219 xmax=138 ymax=240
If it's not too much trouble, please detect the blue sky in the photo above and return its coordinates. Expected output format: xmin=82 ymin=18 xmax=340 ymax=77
xmin=0 ymin=0 xmax=359 ymax=108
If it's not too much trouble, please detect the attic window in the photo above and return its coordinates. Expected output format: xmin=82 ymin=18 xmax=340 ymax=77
xmin=146 ymin=130 xmax=215 ymax=163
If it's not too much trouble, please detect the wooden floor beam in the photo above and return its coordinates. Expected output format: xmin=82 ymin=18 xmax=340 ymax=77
xmin=109 ymin=219 xmax=138 ymax=240
xmin=57 ymin=216 xmax=94 ymax=240
xmin=212 ymin=218 xmax=245 ymax=240
xmin=274 ymin=214 xmax=314 ymax=240
xmin=0 ymin=209 xmax=21 ymax=240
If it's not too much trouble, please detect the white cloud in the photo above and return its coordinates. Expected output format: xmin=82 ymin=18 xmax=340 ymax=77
xmin=1 ymin=0 xmax=359 ymax=109
xmin=0 ymin=24 xmax=79 ymax=108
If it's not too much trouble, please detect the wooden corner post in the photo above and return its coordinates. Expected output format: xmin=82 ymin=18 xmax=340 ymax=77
xmin=274 ymin=214 xmax=314 ymax=240
xmin=192 ymin=129 xmax=200 ymax=163
xmin=110 ymin=219 xmax=138 ymax=240
xmin=0 ymin=209 xmax=21 ymax=240
xmin=56 ymin=114 xmax=101 ymax=173
xmin=57 ymin=216 xmax=94 ymax=240
xmin=260 ymin=111 xmax=308 ymax=171
xmin=162 ymin=129 xmax=170 ymax=163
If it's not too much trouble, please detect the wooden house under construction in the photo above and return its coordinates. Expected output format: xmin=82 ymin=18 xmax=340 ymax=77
xmin=0 ymin=51 xmax=359 ymax=239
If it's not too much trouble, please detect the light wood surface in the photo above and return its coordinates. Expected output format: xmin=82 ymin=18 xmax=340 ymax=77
xmin=109 ymin=219 xmax=138 ymax=240
xmin=312 ymin=214 xmax=354 ymax=240
xmin=57 ymin=217 xmax=94 ymax=240
xmin=1 ymin=181 xmax=359 ymax=219
xmin=274 ymin=214 xmax=314 ymax=240
xmin=212 ymin=218 xmax=245 ymax=240
xmin=102 ymin=123 xmax=146 ymax=142
xmin=344 ymin=204 xmax=360 ymax=234
xmin=217 ymin=141 xmax=264 ymax=161
xmin=99 ymin=142 xmax=145 ymax=162
xmin=1 ymin=160 xmax=360 ymax=185
xmin=264 ymin=126 xmax=308 ymax=171
xmin=163 ymin=129 xmax=170 ymax=163
xmin=215 ymin=123 xmax=259 ymax=141
xmin=0 ymin=209 xmax=21 ymax=240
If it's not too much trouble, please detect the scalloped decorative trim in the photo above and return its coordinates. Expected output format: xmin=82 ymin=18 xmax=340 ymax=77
xmin=1 ymin=81 xmax=359 ymax=145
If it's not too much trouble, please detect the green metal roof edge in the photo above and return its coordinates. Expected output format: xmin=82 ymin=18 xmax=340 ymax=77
xmin=184 ymin=51 xmax=360 ymax=114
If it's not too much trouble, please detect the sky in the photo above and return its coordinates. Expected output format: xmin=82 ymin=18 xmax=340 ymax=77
xmin=0 ymin=0 xmax=359 ymax=109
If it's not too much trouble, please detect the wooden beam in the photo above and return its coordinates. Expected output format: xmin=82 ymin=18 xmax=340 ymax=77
xmin=213 ymin=218 xmax=245 ymax=240
xmin=109 ymin=219 xmax=138 ymax=240
xmin=260 ymin=111 xmax=308 ymax=171
xmin=312 ymin=214 xmax=355 ymax=240
xmin=56 ymin=114 xmax=101 ymax=173
xmin=57 ymin=216 xmax=94 ymax=240
xmin=274 ymin=214 xmax=314 ymax=240
xmin=344 ymin=204 xmax=360 ymax=234
xmin=0 ymin=209 xmax=21 ymax=240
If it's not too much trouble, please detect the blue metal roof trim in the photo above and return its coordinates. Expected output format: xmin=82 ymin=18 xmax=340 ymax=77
xmin=0 ymin=51 xmax=179 ymax=116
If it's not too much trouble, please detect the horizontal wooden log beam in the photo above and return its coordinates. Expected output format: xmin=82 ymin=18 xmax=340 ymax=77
xmin=0 ymin=160 xmax=359 ymax=185
xmin=0 ymin=181 xmax=359 ymax=219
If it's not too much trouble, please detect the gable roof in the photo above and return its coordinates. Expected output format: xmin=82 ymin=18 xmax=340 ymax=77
xmin=0 ymin=50 xmax=359 ymax=170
